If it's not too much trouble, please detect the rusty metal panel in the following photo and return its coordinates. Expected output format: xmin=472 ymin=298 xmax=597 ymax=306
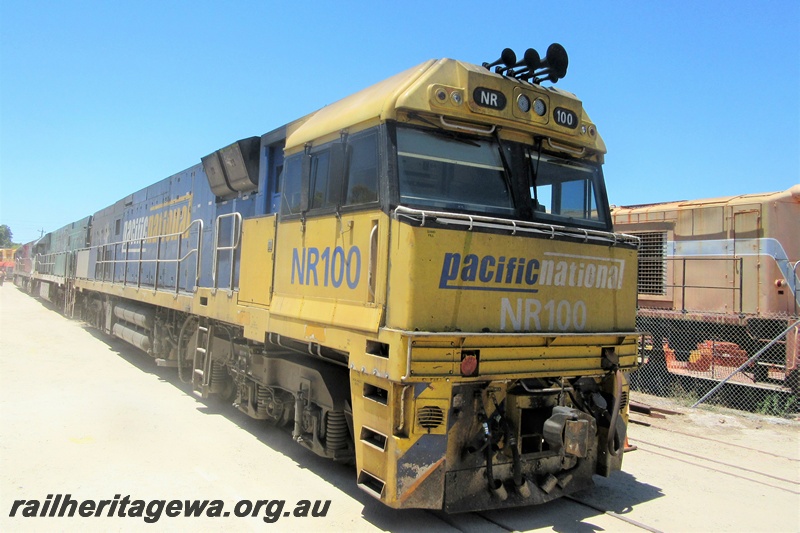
xmin=693 ymin=206 xmax=725 ymax=236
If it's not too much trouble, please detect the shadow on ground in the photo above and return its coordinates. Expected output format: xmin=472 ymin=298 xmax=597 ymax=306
xmin=24 ymin=289 xmax=664 ymax=531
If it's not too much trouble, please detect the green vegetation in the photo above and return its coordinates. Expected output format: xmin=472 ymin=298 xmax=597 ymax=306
xmin=757 ymin=393 xmax=799 ymax=418
xmin=0 ymin=225 xmax=13 ymax=247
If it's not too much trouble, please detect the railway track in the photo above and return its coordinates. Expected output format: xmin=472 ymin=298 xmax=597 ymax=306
xmin=631 ymin=419 xmax=799 ymax=462
xmin=429 ymin=496 xmax=667 ymax=533
xmin=627 ymin=415 xmax=800 ymax=497
xmin=563 ymin=496 xmax=664 ymax=533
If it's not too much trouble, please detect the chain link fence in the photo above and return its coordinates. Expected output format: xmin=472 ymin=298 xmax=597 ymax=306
xmin=628 ymin=307 xmax=800 ymax=417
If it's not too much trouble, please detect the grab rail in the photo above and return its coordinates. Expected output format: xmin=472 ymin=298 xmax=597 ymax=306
xmin=33 ymin=250 xmax=73 ymax=277
xmin=91 ymin=219 xmax=203 ymax=294
xmin=394 ymin=206 xmax=639 ymax=247
xmin=212 ymin=212 xmax=242 ymax=293
xmin=367 ymin=222 xmax=378 ymax=302
xmin=660 ymin=256 xmax=745 ymax=314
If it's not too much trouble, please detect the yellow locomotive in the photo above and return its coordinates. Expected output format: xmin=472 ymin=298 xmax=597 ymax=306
xmin=23 ymin=46 xmax=640 ymax=511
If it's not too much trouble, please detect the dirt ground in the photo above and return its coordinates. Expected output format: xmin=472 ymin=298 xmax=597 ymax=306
xmin=1 ymin=284 xmax=798 ymax=532
xmin=631 ymin=390 xmax=800 ymax=458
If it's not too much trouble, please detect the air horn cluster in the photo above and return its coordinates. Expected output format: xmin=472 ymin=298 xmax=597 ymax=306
xmin=482 ymin=44 xmax=569 ymax=85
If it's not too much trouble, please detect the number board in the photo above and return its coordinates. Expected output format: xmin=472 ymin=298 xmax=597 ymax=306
xmin=472 ymin=87 xmax=507 ymax=111
xmin=553 ymin=107 xmax=578 ymax=129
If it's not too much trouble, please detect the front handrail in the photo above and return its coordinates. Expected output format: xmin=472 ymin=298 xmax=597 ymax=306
xmin=394 ymin=206 xmax=640 ymax=247
xmin=90 ymin=219 xmax=203 ymax=294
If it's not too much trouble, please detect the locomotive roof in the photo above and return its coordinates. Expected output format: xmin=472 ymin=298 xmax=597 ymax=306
xmin=283 ymin=58 xmax=605 ymax=156
xmin=611 ymin=184 xmax=800 ymax=214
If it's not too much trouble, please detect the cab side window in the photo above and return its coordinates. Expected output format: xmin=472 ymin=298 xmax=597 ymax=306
xmin=280 ymin=127 xmax=381 ymax=217
xmin=280 ymin=155 xmax=303 ymax=215
xmin=345 ymin=132 xmax=378 ymax=205
xmin=310 ymin=151 xmax=333 ymax=209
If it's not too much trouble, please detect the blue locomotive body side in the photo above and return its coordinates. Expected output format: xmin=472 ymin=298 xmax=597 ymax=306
xmin=78 ymin=129 xmax=285 ymax=293
xmin=23 ymin=126 xmax=286 ymax=296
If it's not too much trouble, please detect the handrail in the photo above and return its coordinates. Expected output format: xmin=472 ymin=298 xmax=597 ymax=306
xmin=394 ymin=206 xmax=639 ymax=247
xmin=90 ymin=219 xmax=203 ymax=294
xmin=546 ymin=138 xmax=586 ymax=157
xmin=212 ymin=212 xmax=242 ymax=292
xmin=33 ymin=250 xmax=74 ymax=277
xmin=367 ymin=222 xmax=378 ymax=302
xmin=438 ymin=115 xmax=496 ymax=135
xmin=646 ymin=256 xmax=745 ymax=314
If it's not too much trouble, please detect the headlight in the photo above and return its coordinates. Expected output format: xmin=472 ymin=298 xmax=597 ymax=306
xmin=517 ymin=94 xmax=531 ymax=113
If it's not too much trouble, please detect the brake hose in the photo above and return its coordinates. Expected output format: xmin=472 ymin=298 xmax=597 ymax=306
xmin=606 ymin=369 xmax=624 ymax=457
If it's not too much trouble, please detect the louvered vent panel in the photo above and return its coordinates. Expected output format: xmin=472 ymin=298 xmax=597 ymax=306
xmin=636 ymin=231 xmax=667 ymax=295
xmin=417 ymin=405 xmax=445 ymax=430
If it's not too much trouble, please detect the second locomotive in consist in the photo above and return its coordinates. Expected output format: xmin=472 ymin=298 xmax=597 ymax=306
xmin=17 ymin=46 xmax=639 ymax=512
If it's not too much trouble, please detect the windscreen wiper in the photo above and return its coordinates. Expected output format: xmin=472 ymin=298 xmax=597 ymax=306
xmin=526 ymin=140 xmax=544 ymax=206
xmin=492 ymin=130 xmax=514 ymax=191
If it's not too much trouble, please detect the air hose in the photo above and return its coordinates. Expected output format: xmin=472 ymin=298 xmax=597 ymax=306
xmin=606 ymin=369 xmax=624 ymax=457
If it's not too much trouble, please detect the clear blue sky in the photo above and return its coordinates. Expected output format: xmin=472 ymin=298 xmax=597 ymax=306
xmin=1 ymin=1 xmax=798 ymax=245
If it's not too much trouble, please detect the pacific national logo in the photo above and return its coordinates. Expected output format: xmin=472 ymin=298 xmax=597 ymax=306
xmin=438 ymin=252 xmax=626 ymax=293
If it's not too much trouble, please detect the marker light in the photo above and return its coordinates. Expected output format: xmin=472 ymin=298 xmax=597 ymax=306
xmin=460 ymin=352 xmax=479 ymax=376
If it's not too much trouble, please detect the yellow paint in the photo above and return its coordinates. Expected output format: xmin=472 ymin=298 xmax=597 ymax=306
xmin=286 ymin=59 xmax=605 ymax=158
xmin=304 ymin=325 xmax=327 ymax=343
xmin=270 ymin=211 xmax=388 ymax=334
xmin=238 ymin=215 xmax=276 ymax=307
xmin=386 ymin=219 xmax=638 ymax=334
xmin=145 ymin=193 xmax=193 ymax=241
xmin=149 ymin=192 xmax=193 ymax=212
